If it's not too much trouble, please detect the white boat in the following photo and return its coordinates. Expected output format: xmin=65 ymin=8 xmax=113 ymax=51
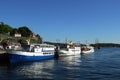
xmin=59 ymin=42 xmax=81 ymax=56
xmin=6 ymin=43 xmax=55 ymax=63
xmin=81 ymin=45 xmax=94 ymax=54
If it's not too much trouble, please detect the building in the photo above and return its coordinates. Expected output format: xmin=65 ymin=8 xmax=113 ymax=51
xmin=14 ymin=33 xmax=21 ymax=37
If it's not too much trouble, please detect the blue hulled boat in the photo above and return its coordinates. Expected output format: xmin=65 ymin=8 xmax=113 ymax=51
xmin=6 ymin=43 xmax=55 ymax=63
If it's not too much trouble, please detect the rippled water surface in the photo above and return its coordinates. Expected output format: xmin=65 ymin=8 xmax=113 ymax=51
xmin=0 ymin=48 xmax=120 ymax=80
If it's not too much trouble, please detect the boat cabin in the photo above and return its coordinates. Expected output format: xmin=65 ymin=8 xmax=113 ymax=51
xmin=29 ymin=43 xmax=55 ymax=52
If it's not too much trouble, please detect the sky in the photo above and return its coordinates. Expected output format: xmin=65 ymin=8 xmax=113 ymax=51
xmin=0 ymin=0 xmax=120 ymax=44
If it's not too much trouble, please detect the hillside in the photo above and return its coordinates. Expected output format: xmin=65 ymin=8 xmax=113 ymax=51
xmin=0 ymin=22 xmax=42 ymax=44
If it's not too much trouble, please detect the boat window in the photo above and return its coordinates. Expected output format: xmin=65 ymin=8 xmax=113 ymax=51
xmin=43 ymin=52 xmax=52 ymax=54
xmin=35 ymin=45 xmax=40 ymax=48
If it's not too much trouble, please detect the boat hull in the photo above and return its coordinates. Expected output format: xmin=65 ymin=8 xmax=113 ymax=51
xmin=59 ymin=49 xmax=81 ymax=56
xmin=7 ymin=50 xmax=54 ymax=63
xmin=8 ymin=53 xmax=54 ymax=63
xmin=82 ymin=48 xmax=94 ymax=54
xmin=6 ymin=43 xmax=55 ymax=63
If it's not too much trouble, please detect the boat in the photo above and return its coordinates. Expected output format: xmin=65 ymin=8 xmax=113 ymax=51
xmin=6 ymin=43 xmax=55 ymax=63
xmin=59 ymin=42 xmax=81 ymax=56
xmin=81 ymin=44 xmax=94 ymax=54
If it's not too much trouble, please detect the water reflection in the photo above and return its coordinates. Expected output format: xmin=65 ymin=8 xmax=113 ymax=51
xmin=81 ymin=53 xmax=95 ymax=61
xmin=59 ymin=55 xmax=81 ymax=64
xmin=7 ymin=55 xmax=82 ymax=79
xmin=0 ymin=48 xmax=120 ymax=80
xmin=8 ymin=60 xmax=56 ymax=79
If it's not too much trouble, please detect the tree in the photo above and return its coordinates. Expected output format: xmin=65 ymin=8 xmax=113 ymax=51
xmin=36 ymin=34 xmax=42 ymax=43
xmin=18 ymin=26 xmax=32 ymax=37
xmin=10 ymin=28 xmax=19 ymax=36
xmin=0 ymin=37 xmax=3 ymax=42
xmin=18 ymin=39 xmax=27 ymax=44
xmin=0 ymin=22 xmax=13 ymax=34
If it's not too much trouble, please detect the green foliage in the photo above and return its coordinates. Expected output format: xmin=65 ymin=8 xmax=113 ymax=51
xmin=0 ymin=38 xmax=3 ymax=42
xmin=0 ymin=22 xmax=13 ymax=34
xmin=10 ymin=28 xmax=19 ymax=36
xmin=36 ymin=34 xmax=42 ymax=43
xmin=98 ymin=43 xmax=120 ymax=47
xmin=18 ymin=26 xmax=32 ymax=37
xmin=18 ymin=39 xmax=27 ymax=44
xmin=1 ymin=38 xmax=15 ymax=43
xmin=0 ymin=22 xmax=42 ymax=44
xmin=92 ymin=43 xmax=120 ymax=47
xmin=10 ymin=26 xmax=32 ymax=37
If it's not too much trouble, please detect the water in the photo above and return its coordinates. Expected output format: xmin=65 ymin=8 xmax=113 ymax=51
xmin=0 ymin=48 xmax=120 ymax=80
